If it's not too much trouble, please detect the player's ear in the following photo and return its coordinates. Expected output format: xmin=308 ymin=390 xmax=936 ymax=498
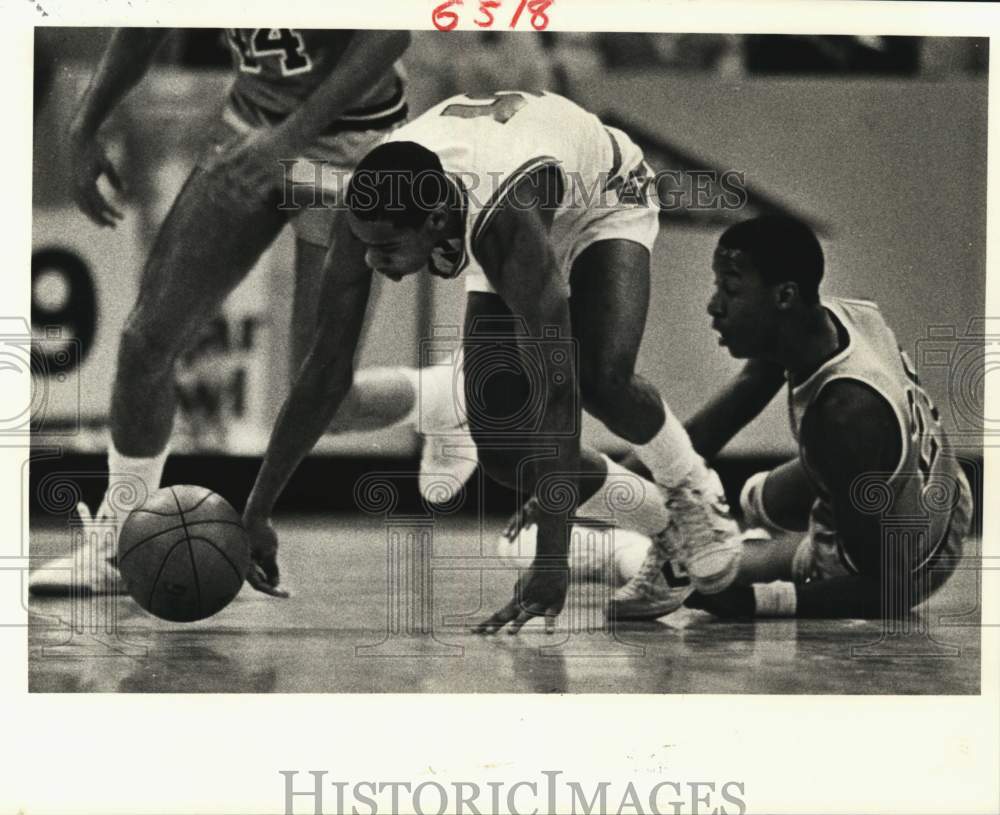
xmin=427 ymin=206 xmax=449 ymax=233
xmin=775 ymin=281 xmax=798 ymax=310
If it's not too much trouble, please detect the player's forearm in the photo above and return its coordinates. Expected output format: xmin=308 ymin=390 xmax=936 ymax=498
xmin=528 ymin=297 xmax=579 ymax=562
xmin=244 ymin=361 xmax=354 ymax=520
xmin=278 ymin=30 xmax=411 ymax=150
xmin=684 ymin=360 xmax=784 ymax=459
xmin=794 ymin=574 xmax=883 ymax=618
xmin=686 ymin=574 xmax=885 ymax=619
xmin=70 ymin=28 xmax=171 ymax=137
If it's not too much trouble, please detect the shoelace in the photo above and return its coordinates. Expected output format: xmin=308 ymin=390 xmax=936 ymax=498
xmin=664 ymin=484 xmax=723 ymax=563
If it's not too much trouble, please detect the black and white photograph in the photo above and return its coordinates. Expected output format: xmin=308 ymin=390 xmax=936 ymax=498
xmin=27 ymin=24 xmax=989 ymax=692
xmin=6 ymin=1 xmax=1000 ymax=813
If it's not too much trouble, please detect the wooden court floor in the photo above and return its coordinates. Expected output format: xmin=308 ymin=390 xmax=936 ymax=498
xmin=28 ymin=514 xmax=982 ymax=694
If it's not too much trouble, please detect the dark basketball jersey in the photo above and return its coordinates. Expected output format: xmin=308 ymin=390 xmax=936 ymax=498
xmin=224 ymin=28 xmax=407 ymax=132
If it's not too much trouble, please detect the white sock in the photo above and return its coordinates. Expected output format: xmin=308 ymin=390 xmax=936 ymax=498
xmin=632 ymin=399 xmax=703 ymax=487
xmin=99 ymin=442 xmax=169 ymax=521
xmin=415 ymin=363 xmax=465 ymax=433
xmin=577 ymin=455 xmax=669 ymax=537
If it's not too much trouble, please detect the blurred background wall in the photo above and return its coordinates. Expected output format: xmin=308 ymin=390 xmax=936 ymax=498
xmin=31 ymin=30 xmax=987 ymax=464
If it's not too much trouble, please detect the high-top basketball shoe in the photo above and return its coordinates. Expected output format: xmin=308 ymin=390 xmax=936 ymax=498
xmin=606 ymin=521 xmax=693 ymax=621
xmin=29 ymin=502 xmax=126 ymax=596
xmin=661 ymin=467 xmax=743 ymax=594
xmin=497 ymin=497 xmax=651 ymax=586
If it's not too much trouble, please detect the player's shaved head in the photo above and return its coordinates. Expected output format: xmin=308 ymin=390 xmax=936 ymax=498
xmin=718 ymin=216 xmax=824 ymax=305
xmin=347 ymin=141 xmax=451 ymax=229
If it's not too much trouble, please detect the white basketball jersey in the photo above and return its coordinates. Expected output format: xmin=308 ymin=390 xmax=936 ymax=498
xmin=384 ymin=91 xmax=646 ymax=282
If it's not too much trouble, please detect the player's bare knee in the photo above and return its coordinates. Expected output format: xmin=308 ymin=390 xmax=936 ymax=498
xmin=116 ymin=320 xmax=180 ymax=379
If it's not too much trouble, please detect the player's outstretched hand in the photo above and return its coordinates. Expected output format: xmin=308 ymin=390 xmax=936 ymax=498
xmin=69 ymin=132 xmax=124 ymax=228
xmin=474 ymin=560 xmax=569 ymax=635
xmin=243 ymin=514 xmax=290 ymax=598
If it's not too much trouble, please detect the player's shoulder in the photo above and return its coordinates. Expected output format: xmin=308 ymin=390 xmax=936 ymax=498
xmin=804 ymin=377 xmax=903 ymax=477
xmin=811 ymin=377 xmax=895 ymax=430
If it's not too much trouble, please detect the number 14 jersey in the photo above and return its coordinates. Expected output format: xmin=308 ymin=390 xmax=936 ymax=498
xmin=225 ymin=28 xmax=406 ymax=131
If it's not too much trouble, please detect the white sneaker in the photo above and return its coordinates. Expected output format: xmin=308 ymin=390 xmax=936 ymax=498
xmin=496 ymin=498 xmax=643 ymax=585
xmin=663 ymin=469 xmax=742 ymax=594
xmin=29 ymin=503 xmax=126 ymax=597
xmin=606 ymin=524 xmax=692 ymax=621
xmin=418 ymin=424 xmax=478 ymax=505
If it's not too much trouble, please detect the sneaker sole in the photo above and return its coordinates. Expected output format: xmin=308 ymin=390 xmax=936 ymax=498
xmin=606 ymin=586 xmax=692 ymax=621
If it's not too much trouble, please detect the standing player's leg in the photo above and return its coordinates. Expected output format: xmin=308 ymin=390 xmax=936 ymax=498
xmin=464 ymin=290 xmax=670 ymax=526
xmin=29 ymin=166 xmax=290 ymax=596
xmin=464 ymin=288 xmax=683 ymax=601
xmin=568 ymin=238 xmax=741 ymax=596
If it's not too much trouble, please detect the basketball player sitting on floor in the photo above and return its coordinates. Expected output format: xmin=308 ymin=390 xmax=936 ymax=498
xmin=615 ymin=215 xmax=973 ymax=619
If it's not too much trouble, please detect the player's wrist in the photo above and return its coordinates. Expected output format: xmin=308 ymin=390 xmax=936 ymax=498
xmin=751 ymin=581 xmax=798 ymax=617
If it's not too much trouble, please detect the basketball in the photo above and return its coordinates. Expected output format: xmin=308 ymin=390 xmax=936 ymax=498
xmin=118 ymin=485 xmax=251 ymax=622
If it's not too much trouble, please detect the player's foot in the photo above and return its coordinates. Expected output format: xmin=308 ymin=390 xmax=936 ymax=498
xmin=497 ymin=498 xmax=642 ymax=584
xmin=418 ymin=423 xmax=478 ymax=505
xmin=606 ymin=524 xmax=692 ymax=621
xmin=662 ymin=469 xmax=742 ymax=595
xmin=28 ymin=503 xmax=126 ymax=597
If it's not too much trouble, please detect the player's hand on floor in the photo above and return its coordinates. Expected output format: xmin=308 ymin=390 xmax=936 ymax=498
xmin=69 ymin=132 xmax=124 ymax=228
xmin=243 ymin=515 xmax=290 ymax=598
xmin=474 ymin=560 xmax=569 ymax=635
xmin=684 ymin=586 xmax=755 ymax=619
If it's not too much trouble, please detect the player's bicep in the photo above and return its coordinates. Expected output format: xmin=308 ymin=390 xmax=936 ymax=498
xmin=476 ymin=178 xmax=566 ymax=321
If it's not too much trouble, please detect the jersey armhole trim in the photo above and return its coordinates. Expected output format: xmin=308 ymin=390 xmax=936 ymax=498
xmin=470 ymin=156 xmax=563 ymax=256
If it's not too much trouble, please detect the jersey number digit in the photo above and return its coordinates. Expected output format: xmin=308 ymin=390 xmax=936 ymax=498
xmin=900 ymin=349 xmax=942 ymax=480
xmin=441 ymin=91 xmax=541 ymax=124
xmin=227 ymin=29 xmax=311 ymax=76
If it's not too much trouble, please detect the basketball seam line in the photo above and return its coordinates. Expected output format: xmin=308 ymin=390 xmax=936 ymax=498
xmin=186 ymin=535 xmax=247 ymax=584
xmin=129 ymin=488 xmax=215 ymax=518
xmin=172 ymin=487 xmax=203 ymax=617
xmin=118 ymin=519 xmax=246 ymax=563
xmin=146 ymin=538 xmax=190 ymax=614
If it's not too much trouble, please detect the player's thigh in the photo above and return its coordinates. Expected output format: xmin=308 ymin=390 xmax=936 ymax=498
xmin=568 ymin=239 xmax=651 ymax=382
xmin=129 ymin=167 xmax=288 ymax=342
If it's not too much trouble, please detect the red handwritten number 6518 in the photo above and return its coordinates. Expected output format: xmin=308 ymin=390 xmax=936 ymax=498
xmin=510 ymin=0 xmax=552 ymax=30
xmin=432 ymin=0 xmax=552 ymax=31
